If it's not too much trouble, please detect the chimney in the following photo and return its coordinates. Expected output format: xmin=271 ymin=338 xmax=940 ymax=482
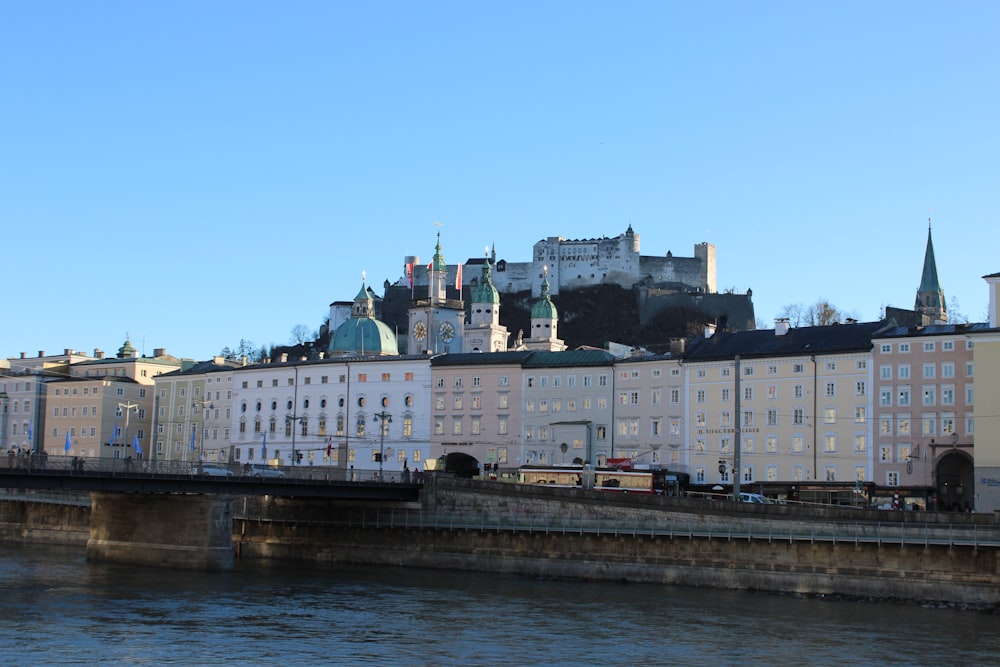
xmin=669 ymin=338 xmax=686 ymax=355
xmin=986 ymin=273 xmax=1000 ymax=328
xmin=775 ymin=318 xmax=790 ymax=336
xmin=64 ymin=349 xmax=72 ymax=355
xmin=20 ymin=352 xmax=26 ymax=359
xmin=704 ymin=323 xmax=716 ymax=339
xmin=213 ymin=356 xmax=225 ymax=365
xmin=153 ymin=348 xmax=165 ymax=357
xmin=845 ymin=318 xmax=857 ymax=325
xmin=38 ymin=351 xmax=44 ymax=358
xmin=280 ymin=353 xmax=288 ymax=363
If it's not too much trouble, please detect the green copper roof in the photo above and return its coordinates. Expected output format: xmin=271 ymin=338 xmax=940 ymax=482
xmin=432 ymin=231 xmax=448 ymax=272
xmin=329 ymin=281 xmax=399 ymax=355
xmin=473 ymin=261 xmax=500 ymax=304
xmin=915 ymin=222 xmax=946 ymax=316
xmin=531 ymin=273 xmax=558 ymax=320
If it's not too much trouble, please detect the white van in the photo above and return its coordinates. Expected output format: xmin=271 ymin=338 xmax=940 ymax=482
xmin=739 ymin=492 xmax=773 ymax=504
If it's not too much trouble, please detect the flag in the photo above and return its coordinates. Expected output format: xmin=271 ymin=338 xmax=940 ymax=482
xmin=133 ymin=435 xmax=142 ymax=457
xmin=455 ymin=263 xmax=463 ymax=290
xmin=64 ymin=432 xmax=72 ymax=453
xmin=406 ymin=261 xmax=413 ymax=288
xmin=109 ymin=422 xmax=118 ymax=447
xmin=189 ymin=424 xmax=197 ymax=451
xmin=27 ymin=421 xmax=32 ymax=441
xmin=260 ymin=432 xmax=267 ymax=459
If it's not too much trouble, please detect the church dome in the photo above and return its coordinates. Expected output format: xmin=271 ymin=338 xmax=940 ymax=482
xmin=531 ymin=274 xmax=558 ymax=320
xmin=328 ymin=281 xmax=399 ymax=356
xmin=473 ymin=261 xmax=500 ymax=305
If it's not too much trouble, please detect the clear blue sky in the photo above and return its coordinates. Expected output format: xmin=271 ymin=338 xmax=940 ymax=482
xmin=3 ymin=2 xmax=997 ymax=362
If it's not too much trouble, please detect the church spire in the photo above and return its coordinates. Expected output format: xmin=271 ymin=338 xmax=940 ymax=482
xmin=915 ymin=218 xmax=947 ymax=323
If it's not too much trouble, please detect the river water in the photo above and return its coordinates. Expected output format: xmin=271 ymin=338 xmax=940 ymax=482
xmin=2 ymin=542 xmax=998 ymax=666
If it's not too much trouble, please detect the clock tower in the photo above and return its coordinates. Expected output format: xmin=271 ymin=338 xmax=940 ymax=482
xmin=407 ymin=229 xmax=466 ymax=354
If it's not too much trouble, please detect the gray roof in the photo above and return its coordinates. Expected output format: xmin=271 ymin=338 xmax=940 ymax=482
xmin=682 ymin=320 xmax=895 ymax=362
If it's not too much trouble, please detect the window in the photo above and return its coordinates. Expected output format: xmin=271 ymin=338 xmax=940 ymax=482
xmin=824 ymin=435 xmax=836 ymax=452
xmin=898 ymin=416 xmax=910 ymax=436
xmin=943 ymin=340 xmax=954 ymax=351
xmin=499 ymin=375 xmax=509 ymax=386
xmin=793 ymin=408 xmax=804 ymax=425
xmin=825 ymin=382 xmax=836 ymax=398
xmin=767 ymin=409 xmax=777 ymax=426
xmin=767 ymin=436 xmax=777 ymax=453
xmin=825 ymin=362 xmax=836 ymax=372
xmin=924 ymin=341 xmax=935 ymax=352
xmin=899 ymin=343 xmax=910 ymax=353
xmin=794 ymin=384 xmax=804 ymax=399
xmin=887 ymin=471 xmax=899 ymax=487
xmin=721 ymin=388 xmax=730 ymax=402
xmin=855 ymin=381 xmax=866 ymax=396
xmin=880 ymin=365 xmax=892 ymax=380
xmin=880 ymin=389 xmax=892 ymax=406
xmin=855 ymin=407 xmax=866 ymax=423
xmin=922 ymin=387 xmax=936 ymax=405
xmin=941 ymin=387 xmax=955 ymax=405
xmin=923 ymin=363 xmax=936 ymax=379
xmin=898 ymin=365 xmax=910 ymax=379
xmin=696 ymin=390 xmax=706 ymax=403
xmin=498 ymin=417 xmax=508 ymax=435
xmin=922 ymin=416 xmax=936 ymax=436
xmin=854 ymin=434 xmax=866 ymax=452
xmin=824 ymin=408 xmax=836 ymax=424
xmin=767 ymin=385 xmax=777 ymax=400
xmin=898 ymin=388 xmax=911 ymax=406
xmin=792 ymin=436 xmax=803 ymax=453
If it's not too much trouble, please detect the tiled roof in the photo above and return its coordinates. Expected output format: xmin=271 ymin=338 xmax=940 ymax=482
xmin=431 ymin=351 xmax=534 ymax=367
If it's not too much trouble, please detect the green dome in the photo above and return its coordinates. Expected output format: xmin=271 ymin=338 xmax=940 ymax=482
xmin=473 ymin=262 xmax=500 ymax=304
xmin=531 ymin=274 xmax=558 ymax=320
xmin=328 ymin=280 xmax=399 ymax=356
xmin=329 ymin=318 xmax=398 ymax=355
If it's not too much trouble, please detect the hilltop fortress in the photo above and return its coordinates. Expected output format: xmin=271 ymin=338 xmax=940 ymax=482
xmin=367 ymin=225 xmax=753 ymax=354
xmin=399 ymin=225 xmax=716 ymax=298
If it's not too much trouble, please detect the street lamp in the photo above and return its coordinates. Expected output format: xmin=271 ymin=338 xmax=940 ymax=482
xmin=192 ymin=399 xmax=214 ymax=470
xmin=117 ymin=401 xmax=139 ymax=470
xmin=285 ymin=415 xmax=305 ymax=471
xmin=372 ymin=411 xmax=392 ymax=480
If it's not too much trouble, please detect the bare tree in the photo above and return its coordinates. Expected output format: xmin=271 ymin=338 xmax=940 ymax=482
xmin=809 ymin=299 xmax=842 ymax=326
xmin=776 ymin=303 xmax=807 ymax=327
xmin=289 ymin=324 xmax=312 ymax=345
xmin=778 ymin=300 xmax=844 ymax=327
xmin=948 ymin=296 xmax=969 ymax=324
xmin=221 ymin=339 xmax=264 ymax=362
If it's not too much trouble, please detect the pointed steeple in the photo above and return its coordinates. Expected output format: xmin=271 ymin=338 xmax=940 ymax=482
xmin=915 ymin=219 xmax=947 ymax=322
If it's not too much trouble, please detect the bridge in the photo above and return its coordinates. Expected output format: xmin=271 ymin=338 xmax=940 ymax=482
xmin=0 ymin=467 xmax=422 ymax=501
xmin=1 ymin=456 xmax=423 ymax=570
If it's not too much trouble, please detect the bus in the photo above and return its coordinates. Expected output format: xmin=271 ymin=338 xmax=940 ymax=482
xmin=517 ymin=465 xmax=687 ymax=495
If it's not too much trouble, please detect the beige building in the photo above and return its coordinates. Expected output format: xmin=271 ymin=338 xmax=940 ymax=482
xmin=429 ymin=351 xmax=531 ymax=470
xmin=31 ymin=340 xmax=180 ymax=460
xmin=680 ymin=320 xmax=887 ymax=498
xmin=611 ymin=355 xmax=687 ymax=469
xmin=972 ymin=273 xmax=1000 ymax=512
xmin=152 ymin=357 xmax=242 ymax=468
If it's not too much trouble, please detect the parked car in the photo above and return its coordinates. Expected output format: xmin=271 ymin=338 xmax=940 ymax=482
xmin=244 ymin=464 xmax=285 ymax=480
xmin=197 ymin=464 xmax=234 ymax=478
xmin=738 ymin=492 xmax=773 ymax=504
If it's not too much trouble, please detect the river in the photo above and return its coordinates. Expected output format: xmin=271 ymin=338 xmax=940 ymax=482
xmin=1 ymin=542 xmax=998 ymax=666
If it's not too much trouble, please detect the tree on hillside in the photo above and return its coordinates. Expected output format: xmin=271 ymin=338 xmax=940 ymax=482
xmin=289 ymin=324 xmax=313 ymax=345
xmin=777 ymin=299 xmax=845 ymax=327
xmin=221 ymin=339 xmax=264 ymax=363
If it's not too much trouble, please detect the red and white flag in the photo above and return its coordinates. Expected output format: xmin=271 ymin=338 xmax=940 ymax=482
xmin=455 ymin=263 xmax=463 ymax=290
xmin=405 ymin=262 xmax=413 ymax=288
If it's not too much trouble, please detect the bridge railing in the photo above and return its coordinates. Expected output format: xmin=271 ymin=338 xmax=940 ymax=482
xmin=1 ymin=454 xmax=420 ymax=484
xmin=233 ymin=507 xmax=1000 ymax=550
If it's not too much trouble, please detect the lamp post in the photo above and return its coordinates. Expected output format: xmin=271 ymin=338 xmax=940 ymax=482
xmin=373 ymin=411 xmax=392 ymax=481
xmin=286 ymin=415 xmax=305 ymax=472
xmin=117 ymin=401 xmax=139 ymax=470
xmin=191 ymin=398 xmax=214 ymax=470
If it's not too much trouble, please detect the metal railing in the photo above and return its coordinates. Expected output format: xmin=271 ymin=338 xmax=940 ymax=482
xmin=233 ymin=507 xmax=1000 ymax=550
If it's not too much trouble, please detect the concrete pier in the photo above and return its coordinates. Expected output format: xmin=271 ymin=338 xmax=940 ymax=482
xmin=86 ymin=492 xmax=235 ymax=571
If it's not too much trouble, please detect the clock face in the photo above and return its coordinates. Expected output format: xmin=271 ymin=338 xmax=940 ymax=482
xmin=440 ymin=322 xmax=455 ymax=342
xmin=413 ymin=321 xmax=427 ymax=341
